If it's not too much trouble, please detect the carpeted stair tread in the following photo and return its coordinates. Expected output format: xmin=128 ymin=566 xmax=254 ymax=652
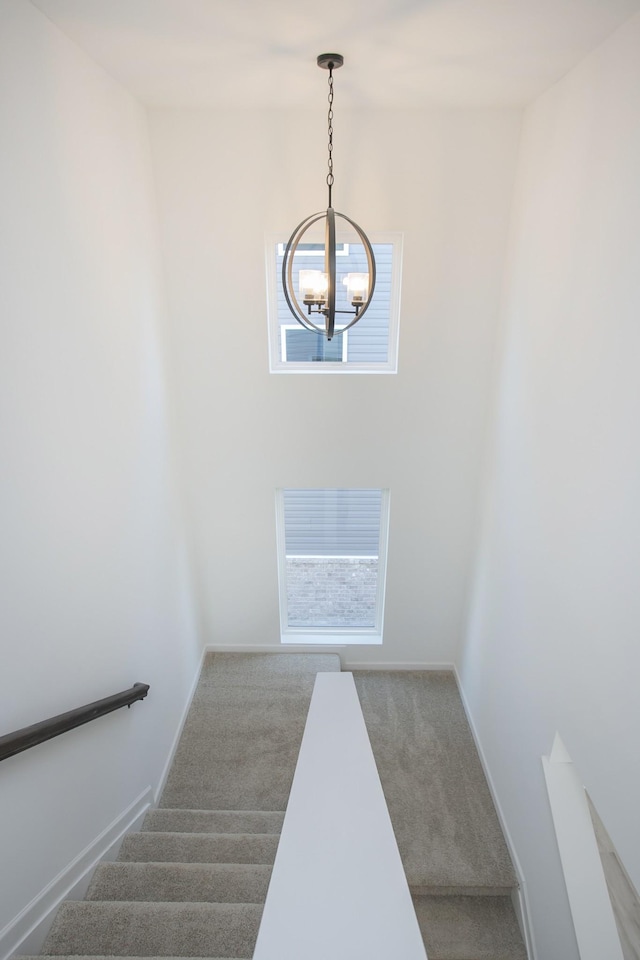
xmin=159 ymin=653 xmax=340 ymax=811
xmin=142 ymin=809 xmax=284 ymax=835
xmin=87 ymin=861 xmax=272 ymax=903
xmin=412 ymin=894 xmax=528 ymax=960
xmin=354 ymin=671 xmax=517 ymax=891
xmin=23 ymin=957 xmax=250 ymax=960
xmin=118 ymin=831 xmax=278 ymax=864
xmin=41 ymin=901 xmax=262 ymax=957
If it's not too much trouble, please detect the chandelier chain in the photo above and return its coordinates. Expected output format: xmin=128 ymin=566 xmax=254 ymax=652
xmin=327 ymin=66 xmax=334 ymax=207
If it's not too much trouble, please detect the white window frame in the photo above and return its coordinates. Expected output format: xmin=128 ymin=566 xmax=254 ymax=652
xmin=266 ymin=232 xmax=403 ymax=375
xmin=276 ymin=242 xmax=350 ymax=257
xmin=275 ymin=489 xmax=390 ymax=646
xmin=280 ymin=325 xmax=348 ymax=363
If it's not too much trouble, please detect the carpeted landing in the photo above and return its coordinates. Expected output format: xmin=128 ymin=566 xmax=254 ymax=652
xmin=159 ymin=653 xmax=337 ymax=811
xmin=22 ymin=653 xmax=527 ymax=960
xmin=353 ymin=670 xmax=527 ymax=959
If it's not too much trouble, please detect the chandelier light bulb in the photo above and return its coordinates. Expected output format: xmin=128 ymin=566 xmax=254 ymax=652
xmin=344 ymin=273 xmax=369 ymax=305
xmin=299 ymin=269 xmax=328 ymax=304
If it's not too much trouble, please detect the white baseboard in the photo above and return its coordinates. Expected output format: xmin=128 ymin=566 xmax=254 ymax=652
xmin=342 ymin=660 xmax=456 ymax=671
xmin=204 ymin=643 xmax=348 ymax=654
xmin=453 ymin=667 xmax=538 ymax=960
xmin=204 ymin=644 xmax=456 ymax=674
xmin=0 ymin=787 xmax=152 ymax=960
xmin=153 ymin=647 xmax=208 ymax=805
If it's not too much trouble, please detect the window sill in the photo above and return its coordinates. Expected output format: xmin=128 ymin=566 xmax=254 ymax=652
xmin=270 ymin=363 xmax=398 ymax=374
xmin=281 ymin=632 xmax=383 ymax=646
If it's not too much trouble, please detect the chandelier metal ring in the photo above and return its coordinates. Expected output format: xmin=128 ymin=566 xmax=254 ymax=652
xmin=282 ymin=210 xmax=377 ymax=341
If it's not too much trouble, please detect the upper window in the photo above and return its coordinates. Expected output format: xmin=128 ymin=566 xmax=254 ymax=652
xmin=276 ymin=488 xmax=390 ymax=645
xmin=266 ymin=233 xmax=402 ymax=374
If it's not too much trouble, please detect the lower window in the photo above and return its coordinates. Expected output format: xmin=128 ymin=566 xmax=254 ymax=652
xmin=276 ymin=488 xmax=390 ymax=645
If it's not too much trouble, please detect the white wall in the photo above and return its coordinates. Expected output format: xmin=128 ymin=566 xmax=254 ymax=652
xmin=459 ymin=13 xmax=640 ymax=959
xmin=148 ymin=104 xmax=521 ymax=665
xmin=0 ymin=0 xmax=200 ymax=938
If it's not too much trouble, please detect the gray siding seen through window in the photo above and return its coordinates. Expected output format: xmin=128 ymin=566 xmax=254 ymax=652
xmin=284 ymin=328 xmax=344 ymax=362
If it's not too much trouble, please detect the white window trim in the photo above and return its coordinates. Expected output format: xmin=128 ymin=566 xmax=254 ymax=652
xmin=280 ymin=325 xmax=348 ymax=363
xmin=275 ymin=489 xmax=390 ymax=646
xmin=266 ymin=232 xmax=403 ymax=375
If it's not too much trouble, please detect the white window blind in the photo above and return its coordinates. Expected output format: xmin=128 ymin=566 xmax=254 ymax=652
xmin=283 ymin=489 xmax=382 ymax=556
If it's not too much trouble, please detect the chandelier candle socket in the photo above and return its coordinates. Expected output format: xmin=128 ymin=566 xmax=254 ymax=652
xmin=282 ymin=54 xmax=376 ymax=341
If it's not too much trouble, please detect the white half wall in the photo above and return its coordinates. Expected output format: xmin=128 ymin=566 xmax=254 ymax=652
xmin=542 ymin=737 xmax=623 ymax=960
xmin=459 ymin=12 xmax=640 ymax=960
xmin=0 ymin=0 xmax=200 ymax=941
xmin=254 ymin=673 xmax=426 ymax=960
xmin=148 ymin=102 xmax=522 ymax=664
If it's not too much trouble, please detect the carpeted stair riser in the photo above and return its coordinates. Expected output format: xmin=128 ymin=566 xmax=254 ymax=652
xmin=142 ymin=809 xmax=284 ymax=835
xmin=117 ymin=831 xmax=279 ymax=864
xmin=87 ymin=862 xmax=272 ymax=903
xmin=41 ymin=901 xmax=262 ymax=958
xmin=412 ymin=894 xmax=528 ymax=960
xmin=23 ymin=957 xmax=250 ymax=960
xmin=410 ymin=883 xmax=516 ymax=897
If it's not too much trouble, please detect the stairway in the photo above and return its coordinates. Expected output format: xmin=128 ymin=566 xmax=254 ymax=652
xmin=19 ymin=655 xmax=528 ymax=960
xmin=37 ymin=808 xmax=284 ymax=959
xmin=19 ymin=653 xmax=337 ymax=960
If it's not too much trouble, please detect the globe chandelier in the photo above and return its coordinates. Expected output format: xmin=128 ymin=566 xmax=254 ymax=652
xmin=282 ymin=54 xmax=376 ymax=341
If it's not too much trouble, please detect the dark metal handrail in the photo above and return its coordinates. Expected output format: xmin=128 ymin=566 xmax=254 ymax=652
xmin=0 ymin=683 xmax=150 ymax=762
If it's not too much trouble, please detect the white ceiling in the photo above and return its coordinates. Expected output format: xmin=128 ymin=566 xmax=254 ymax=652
xmin=31 ymin=0 xmax=640 ymax=108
